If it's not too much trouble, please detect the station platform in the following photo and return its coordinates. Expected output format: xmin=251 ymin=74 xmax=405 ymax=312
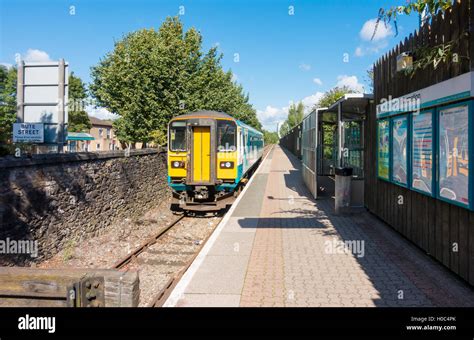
xmin=164 ymin=145 xmax=474 ymax=307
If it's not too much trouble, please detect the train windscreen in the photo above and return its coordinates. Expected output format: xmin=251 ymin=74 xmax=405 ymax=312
xmin=169 ymin=121 xmax=186 ymax=151
xmin=217 ymin=120 xmax=236 ymax=151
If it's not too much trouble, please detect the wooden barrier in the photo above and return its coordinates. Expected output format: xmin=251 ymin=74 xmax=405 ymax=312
xmin=0 ymin=268 xmax=139 ymax=307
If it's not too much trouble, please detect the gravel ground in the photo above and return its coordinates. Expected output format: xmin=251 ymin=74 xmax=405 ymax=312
xmin=37 ymin=196 xmax=177 ymax=269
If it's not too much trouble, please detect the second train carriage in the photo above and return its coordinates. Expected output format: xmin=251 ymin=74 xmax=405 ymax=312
xmin=167 ymin=111 xmax=264 ymax=211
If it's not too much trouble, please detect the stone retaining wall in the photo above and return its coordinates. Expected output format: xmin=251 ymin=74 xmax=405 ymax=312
xmin=0 ymin=149 xmax=168 ymax=265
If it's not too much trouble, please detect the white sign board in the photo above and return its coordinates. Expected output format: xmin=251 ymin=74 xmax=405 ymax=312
xmin=13 ymin=123 xmax=44 ymax=143
xmin=16 ymin=60 xmax=68 ymax=145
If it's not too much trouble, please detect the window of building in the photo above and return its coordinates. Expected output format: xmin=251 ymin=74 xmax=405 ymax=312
xmin=106 ymin=128 xmax=111 ymax=139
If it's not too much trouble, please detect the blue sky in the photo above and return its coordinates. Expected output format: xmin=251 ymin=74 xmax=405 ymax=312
xmin=0 ymin=0 xmax=419 ymax=130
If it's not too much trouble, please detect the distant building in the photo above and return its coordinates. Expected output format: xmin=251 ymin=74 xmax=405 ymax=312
xmin=88 ymin=116 xmax=121 ymax=151
xmin=66 ymin=132 xmax=94 ymax=152
xmin=66 ymin=116 xmax=121 ymax=152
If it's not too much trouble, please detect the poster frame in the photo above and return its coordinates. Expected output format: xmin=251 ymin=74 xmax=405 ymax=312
xmin=410 ymin=110 xmax=435 ymax=197
xmin=435 ymin=100 xmax=472 ymax=210
xmin=391 ymin=114 xmax=410 ymax=188
xmin=376 ymin=118 xmax=391 ymax=182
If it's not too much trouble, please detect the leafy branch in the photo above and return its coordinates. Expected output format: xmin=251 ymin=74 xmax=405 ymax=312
xmin=403 ymin=31 xmax=469 ymax=77
xmin=372 ymin=0 xmax=453 ymax=40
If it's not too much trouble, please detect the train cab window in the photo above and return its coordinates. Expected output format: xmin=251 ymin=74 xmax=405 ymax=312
xmin=169 ymin=121 xmax=187 ymax=151
xmin=217 ymin=120 xmax=236 ymax=151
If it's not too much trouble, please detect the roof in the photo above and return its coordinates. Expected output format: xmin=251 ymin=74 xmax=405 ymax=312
xmin=89 ymin=116 xmax=113 ymax=127
xmin=67 ymin=132 xmax=95 ymax=141
xmin=327 ymin=93 xmax=374 ymax=114
xmin=171 ymin=110 xmax=234 ymax=120
xmin=171 ymin=110 xmax=263 ymax=135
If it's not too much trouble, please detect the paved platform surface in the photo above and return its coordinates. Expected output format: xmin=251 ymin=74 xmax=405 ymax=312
xmin=165 ymin=145 xmax=474 ymax=307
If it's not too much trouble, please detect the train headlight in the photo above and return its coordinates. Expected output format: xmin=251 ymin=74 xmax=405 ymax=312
xmin=220 ymin=161 xmax=234 ymax=169
xmin=171 ymin=161 xmax=185 ymax=168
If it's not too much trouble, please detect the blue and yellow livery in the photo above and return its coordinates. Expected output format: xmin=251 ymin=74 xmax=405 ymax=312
xmin=168 ymin=111 xmax=264 ymax=211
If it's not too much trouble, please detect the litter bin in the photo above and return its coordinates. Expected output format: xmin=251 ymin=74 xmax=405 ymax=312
xmin=335 ymin=167 xmax=353 ymax=214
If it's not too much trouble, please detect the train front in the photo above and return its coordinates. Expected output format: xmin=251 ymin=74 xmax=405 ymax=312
xmin=167 ymin=112 xmax=239 ymax=212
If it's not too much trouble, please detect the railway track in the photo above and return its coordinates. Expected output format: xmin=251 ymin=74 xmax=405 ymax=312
xmin=112 ymin=215 xmax=186 ymax=270
xmin=111 ymin=213 xmax=222 ymax=307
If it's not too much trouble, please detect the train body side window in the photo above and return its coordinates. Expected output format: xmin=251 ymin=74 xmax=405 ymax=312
xmin=169 ymin=121 xmax=187 ymax=151
xmin=217 ymin=120 xmax=236 ymax=151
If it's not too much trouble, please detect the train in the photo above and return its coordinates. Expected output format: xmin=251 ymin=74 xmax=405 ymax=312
xmin=167 ymin=110 xmax=264 ymax=212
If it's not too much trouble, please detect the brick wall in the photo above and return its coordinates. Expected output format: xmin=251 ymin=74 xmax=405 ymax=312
xmin=0 ymin=149 xmax=168 ymax=265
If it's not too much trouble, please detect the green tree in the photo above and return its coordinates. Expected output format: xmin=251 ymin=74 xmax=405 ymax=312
xmin=186 ymin=46 xmax=261 ymax=129
xmin=279 ymin=101 xmax=304 ymax=137
xmin=263 ymin=130 xmax=279 ymax=144
xmin=279 ymin=121 xmax=290 ymax=137
xmin=91 ymin=18 xmax=191 ymax=146
xmin=287 ymin=102 xmax=304 ymax=129
xmin=365 ymin=67 xmax=374 ymax=94
xmin=0 ymin=65 xmax=17 ymax=154
xmin=90 ymin=16 xmax=262 ymax=147
xmin=315 ymin=86 xmax=356 ymax=109
xmin=68 ymin=72 xmax=92 ymax=132
xmin=315 ymin=86 xmax=357 ymax=157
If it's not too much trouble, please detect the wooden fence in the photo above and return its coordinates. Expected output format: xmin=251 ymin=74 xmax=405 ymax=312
xmin=374 ymin=0 xmax=472 ymax=103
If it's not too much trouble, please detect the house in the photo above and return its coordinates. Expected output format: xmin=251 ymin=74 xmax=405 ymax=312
xmin=66 ymin=116 xmax=121 ymax=152
xmin=88 ymin=116 xmax=121 ymax=151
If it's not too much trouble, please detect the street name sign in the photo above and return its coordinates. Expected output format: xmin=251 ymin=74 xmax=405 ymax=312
xmin=13 ymin=123 xmax=44 ymax=143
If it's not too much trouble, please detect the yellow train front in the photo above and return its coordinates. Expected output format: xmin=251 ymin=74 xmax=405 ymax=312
xmin=167 ymin=111 xmax=264 ymax=212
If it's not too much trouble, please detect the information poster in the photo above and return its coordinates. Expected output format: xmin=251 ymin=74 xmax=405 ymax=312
xmin=439 ymin=105 xmax=469 ymax=206
xmin=412 ymin=112 xmax=433 ymax=194
xmin=392 ymin=116 xmax=408 ymax=185
xmin=377 ymin=120 xmax=390 ymax=179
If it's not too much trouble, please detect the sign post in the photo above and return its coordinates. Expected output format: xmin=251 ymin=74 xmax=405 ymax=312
xmin=15 ymin=59 xmax=69 ymax=153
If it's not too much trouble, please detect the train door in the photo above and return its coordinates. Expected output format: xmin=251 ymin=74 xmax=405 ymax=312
xmin=192 ymin=126 xmax=211 ymax=182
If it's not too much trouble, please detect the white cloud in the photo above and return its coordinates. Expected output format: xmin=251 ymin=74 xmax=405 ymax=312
xmin=355 ymin=18 xmax=393 ymax=58
xmin=354 ymin=39 xmax=388 ymax=57
xmin=336 ymin=75 xmax=364 ymax=93
xmin=359 ymin=18 xmax=393 ymax=41
xmin=299 ymin=63 xmax=311 ymax=71
xmin=86 ymin=106 xmax=118 ymax=121
xmin=231 ymin=73 xmax=238 ymax=82
xmin=0 ymin=62 xmax=13 ymax=69
xmin=300 ymin=92 xmax=324 ymax=109
xmin=257 ymin=105 xmax=286 ymax=131
xmin=313 ymin=78 xmax=323 ymax=86
xmin=23 ymin=49 xmax=52 ymax=62
xmin=257 ymin=91 xmax=324 ymax=130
